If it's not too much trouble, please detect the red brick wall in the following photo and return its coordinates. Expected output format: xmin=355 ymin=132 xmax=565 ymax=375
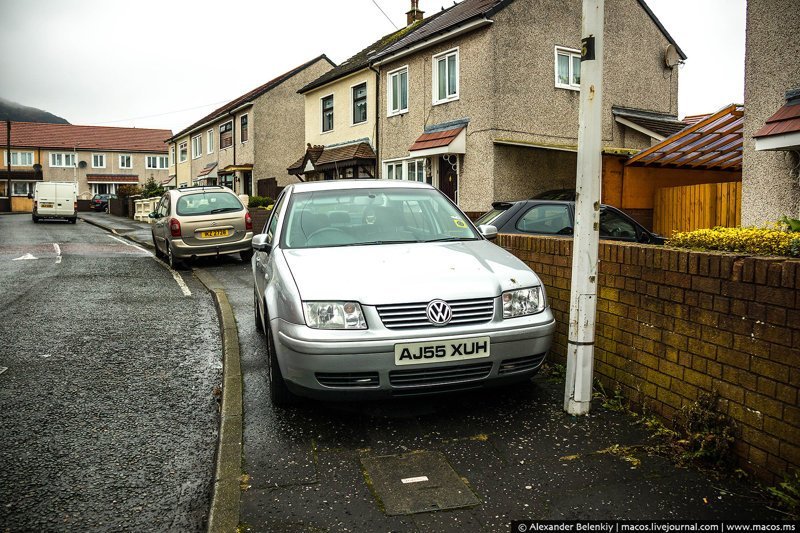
xmin=496 ymin=234 xmax=800 ymax=483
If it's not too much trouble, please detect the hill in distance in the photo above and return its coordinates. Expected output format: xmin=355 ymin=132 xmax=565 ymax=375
xmin=0 ymin=97 xmax=69 ymax=124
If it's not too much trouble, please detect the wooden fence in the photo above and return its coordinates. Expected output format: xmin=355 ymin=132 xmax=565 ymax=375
xmin=653 ymin=181 xmax=741 ymax=236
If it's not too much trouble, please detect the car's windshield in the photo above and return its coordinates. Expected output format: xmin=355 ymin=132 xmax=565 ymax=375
xmin=176 ymin=192 xmax=243 ymax=216
xmin=280 ymin=187 xmax=479 ymax=249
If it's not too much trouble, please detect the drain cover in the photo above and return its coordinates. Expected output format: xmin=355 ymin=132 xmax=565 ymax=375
xmin=361 ymin=451 xmax=480 ymax=515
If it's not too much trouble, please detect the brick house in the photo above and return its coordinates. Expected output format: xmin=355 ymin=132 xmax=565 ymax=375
xmin=1 ymin=121 xmax=171 ymax=212
xmin=371 ymin=0 xmax=686 ymax=214
xmin=167 ymin=55 xmax=334 ymax=195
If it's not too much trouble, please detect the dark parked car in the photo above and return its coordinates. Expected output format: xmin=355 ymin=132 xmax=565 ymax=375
xmin=475 ymin=200 xmax=665 ymax=244
xmin=91 ymin=193 xmax=117 ymax=212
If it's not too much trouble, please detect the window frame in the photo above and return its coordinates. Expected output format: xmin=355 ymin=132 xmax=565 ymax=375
xmin=49 ymin=152 xmax=76 ymax=168
xmin=384 ymin=160 xmax=404 ymax=180
xmin=432 ymin=48 xmax=459 ymax=105
xmin=387 ymin=65 xmax=409 ymax=117
xmin=179 ymin=142 xmax=188 ymax=163
xmin=351 ymin=82 xmax=368 ymax=125
xmin=207 ymin=129 xmax=214 ymax=154
xmin=92 ymin=153 xmax=106 ymax=169
xmin=321 ymin=94 xmax=334 ymax=133
xmin=4 ymin=151 xmax=34 ymax=166
xmin=406 ymin=159 xmax=425 ymax=182
xmin=191 ymin=135 xmax=202 ymax=159
xmin=119 ymin=154 xmax=132 ymax=169
xmin=219 ymin=121 xmax=233 ymax=149
xmin=554 ymin=46 xmax=581 ymax=91
xmin=240 ymin=114 xmax=249 ymax=143
xmin=169 ymin=146 xmax=175 ymax=166
xmin=146 ymin=155 xmax=169 ymax=169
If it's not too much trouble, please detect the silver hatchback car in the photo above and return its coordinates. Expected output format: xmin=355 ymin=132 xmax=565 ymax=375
xmin=251 ymin=180 xmax=555 ymax=406
xmin=150 ymin=186 xmax=254 ymax=269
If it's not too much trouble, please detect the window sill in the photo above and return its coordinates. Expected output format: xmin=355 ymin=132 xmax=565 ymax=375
xmin=432 ymin=96 xmax=459 ymax=106
xmin=555 ymin=84 xmax=580 ymax=92
xmin=387 ymin=110 xmax=408 ymax=118
xmin=351 ymin=120 xmax=368 ymax=127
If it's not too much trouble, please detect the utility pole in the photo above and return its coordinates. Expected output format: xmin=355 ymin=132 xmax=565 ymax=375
xmin=564 ymin=0 xmax=604 ymax=416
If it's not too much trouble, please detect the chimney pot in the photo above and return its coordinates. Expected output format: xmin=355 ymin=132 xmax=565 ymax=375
xmin=406 ymin=0 xmax=424 ymax=26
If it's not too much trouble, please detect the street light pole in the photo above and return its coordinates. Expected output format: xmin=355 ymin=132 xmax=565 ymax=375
xmin=564 ymin=0 xmax=604 ymax=416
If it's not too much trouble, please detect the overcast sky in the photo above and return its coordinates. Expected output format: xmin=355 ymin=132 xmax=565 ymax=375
xmin=0 ymin=0 xmax=745 ymax=133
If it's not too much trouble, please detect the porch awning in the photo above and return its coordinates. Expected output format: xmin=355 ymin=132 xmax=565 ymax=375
xmin=754 ymin=88 xmax=800 ymax=151
xmin=313 ymin=142 xmax=376 ymax=172
xmin=408 ymin=126 xmax=466 ymax=158
xmin=161 ymin=175 xmax=176 ymax=186
xmin=197 ymin=162 xmax=218 ymax=178
xmin=86 ymin=174 xmax=139 ymax=184
xmin=218 ymin=164 xmax=253 ymax=175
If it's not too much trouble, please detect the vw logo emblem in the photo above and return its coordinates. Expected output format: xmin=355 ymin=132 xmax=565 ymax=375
xmin=426 ymin=299 xmax=452 ymax=326
xmin=210 ymin=221 xmax=217 ymax=226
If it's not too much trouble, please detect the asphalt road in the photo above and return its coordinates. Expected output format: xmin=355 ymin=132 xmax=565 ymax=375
xmin=199 ymin=256 xmax=782 ymax=532
xmin=0 ymin=214 xmax=222 ymax=531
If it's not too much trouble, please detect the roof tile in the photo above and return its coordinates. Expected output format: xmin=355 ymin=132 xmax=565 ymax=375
xmin=2 ymin=122 xmax=171 ymax=153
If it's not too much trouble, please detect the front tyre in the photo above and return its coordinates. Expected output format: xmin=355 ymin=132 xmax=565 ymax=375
xmin=266 ymin=323 xmax=296 ymax=408
xmin=254 ymin=290 xmax=264 ymax=333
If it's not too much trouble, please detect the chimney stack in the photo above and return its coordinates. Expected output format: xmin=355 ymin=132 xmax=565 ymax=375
xmin=406 ymin=0 xmax=424 ymax=26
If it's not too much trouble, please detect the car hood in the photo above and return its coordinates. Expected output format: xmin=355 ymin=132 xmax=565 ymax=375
xmin=282 ymin=240 xmax=541 ymax=305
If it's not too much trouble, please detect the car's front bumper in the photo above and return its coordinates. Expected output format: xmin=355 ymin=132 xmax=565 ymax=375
xmin=171 ymin=232 xmax=253 ymax=259
xmin=271 ymin=311 xmax=556 ymax=400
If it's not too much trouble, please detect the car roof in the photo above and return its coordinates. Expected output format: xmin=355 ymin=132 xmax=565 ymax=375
xmin=170 ymin=185 xmax=235 ymax=196
xmin=288 ymin=179 xmax=433 ymax=193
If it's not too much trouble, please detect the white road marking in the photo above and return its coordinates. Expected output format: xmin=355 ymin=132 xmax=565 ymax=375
xmin=13 ymin=253 xmax=38 ymax=261
xmin=53 ymin=243 xmax=61 ymax=264
xmin=401 ymin=476 xmax=429 ymax=484
xmin=107 ymin=235 xmax=191 ymax=296
xmin=0 ymin=367 xmax=7 ymax=375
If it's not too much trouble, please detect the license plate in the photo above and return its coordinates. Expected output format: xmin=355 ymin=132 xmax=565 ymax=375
xmin=40 ymin=202 xmax=54 ymax=208
xmin=394 ymin=336 xmax=490 ymax=366
xmin=199 ymin=229 xmax=230 ymax=238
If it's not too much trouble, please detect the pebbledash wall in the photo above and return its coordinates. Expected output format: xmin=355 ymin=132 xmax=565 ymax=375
xmin=496 ymin=234 xmax=800 ymax=483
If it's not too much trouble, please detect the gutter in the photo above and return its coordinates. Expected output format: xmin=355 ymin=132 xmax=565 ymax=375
xmin=372 ymin=18 xmax=493 ymax=66
xmin=169 ymin=102 xmax=253 ymax=143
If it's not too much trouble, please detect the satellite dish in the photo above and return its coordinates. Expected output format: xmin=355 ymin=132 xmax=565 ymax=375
xmin=664 ymin=44 xmax=680 ymax=68
xmin=78 ymin=161 xmax=87 ymax=168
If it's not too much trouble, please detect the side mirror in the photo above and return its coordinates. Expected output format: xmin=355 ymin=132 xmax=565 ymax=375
xmin=252 ymin=233 xmax=272 ymax=252
xmin=477 ymin=224 xmax=498 ymax=240
xmin=148 ymin=212 xmax=159 ymax=219
xmin=557 ymin=226 xmax=574 ymax=236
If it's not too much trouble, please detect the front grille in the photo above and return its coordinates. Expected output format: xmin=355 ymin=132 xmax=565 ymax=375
xmin=315 ymin=372 xmax=379 ymax=388
xmin=376 ymin=298 xmax=495 ymax=329
xmin=389 ymin=361 xmax=493 ymax=387
xmin=498 ymin=353 xmax=547 ymax=375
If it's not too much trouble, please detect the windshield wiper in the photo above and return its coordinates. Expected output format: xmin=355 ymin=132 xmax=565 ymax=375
xmin=342 ymin=240 xmax=422 ymax=247
xmin=209 ymin=207 xmax=241 ymax=214
xmin=424 ymin=236 xmax=478 ymax=243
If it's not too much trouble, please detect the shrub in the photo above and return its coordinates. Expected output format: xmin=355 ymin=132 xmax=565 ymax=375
xmin=116 ymin=184 xmax=142 ymax=198
xmin=141 ymin=176 xmax=164 ymax=199
xmin=248 ymin=196 xmax=273 ymax=208
xmin=669 ymin=226 xmax=800 ymax=258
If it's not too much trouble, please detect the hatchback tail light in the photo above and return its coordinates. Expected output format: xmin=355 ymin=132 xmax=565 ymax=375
xmin=169 ymin=218 xmax=181 ymax=237
xmin=245 ymin=212 xmax=253 ymax=231
xmin=34 ymin=201 xmax=38 ymax=210
xmin=73 ymin=201 xmax=78 ymax=211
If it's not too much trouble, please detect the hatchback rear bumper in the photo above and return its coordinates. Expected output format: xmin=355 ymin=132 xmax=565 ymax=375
xmin=171 ymin=232 xmax=254 ymax=258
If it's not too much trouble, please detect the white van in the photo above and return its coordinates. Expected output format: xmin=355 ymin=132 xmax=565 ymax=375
xmin=32 ymin=182 xmax=78 ymax=224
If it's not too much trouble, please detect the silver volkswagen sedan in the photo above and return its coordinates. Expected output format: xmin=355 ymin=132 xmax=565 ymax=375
xmin=251 ymin=180 xmax=555 ymax=406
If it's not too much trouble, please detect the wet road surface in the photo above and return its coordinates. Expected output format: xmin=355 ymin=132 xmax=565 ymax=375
xmin=0 ymin=214 xmax=222 ymax=531
xmin=199 ymin=254 xmax=781 ymax=532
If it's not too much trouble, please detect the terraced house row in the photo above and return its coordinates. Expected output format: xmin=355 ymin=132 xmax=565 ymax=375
xmin=167 ymin=0 xmax=687 ymax=218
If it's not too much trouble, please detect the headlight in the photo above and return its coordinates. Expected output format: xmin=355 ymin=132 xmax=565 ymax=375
xmin=303 ymin=301 xmax=367 ymax=329
xmin=502 ymin=287 xmax=545 ymax=318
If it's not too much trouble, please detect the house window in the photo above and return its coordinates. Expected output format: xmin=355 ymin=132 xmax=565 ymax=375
xmin=49 ymin=152 xmax=76 ymax=167
xmin=555 ymin=47 xmax=581 ymax=90
xmin=322 ymin=95 xmax=334 ymax=132
xmin=119 ymin=154 xmax=132 ymax=169
xmin=220 ymin=121 xmax=233 ymax=149
xmin=3 ymin=151 xmax=34 ymax=166
xmin=12 ymin=182 xmax=35 ymax=196
xmin=352 ymin=83 xmax=367 ymax=124
xmin=170 ymin=146 xmax=175 ymax=165
xmin=92 ymin=154 xmax=106 ymax=168
xmin=207 ymin=129 xmax=214 ymax=153
xmin=147 ymin=155 xmax=169 ymax=169
xmin=91 ymin=183 xmax=116 ymax=195
xmin=191 ymin=135 xmax=202 ymax=159
xmin=407 ymin=159 xmax=425 ymax=182
xmin=240 ymin=115 xmax=249 ymax=142
xmin=385 ymin=161 xmax=404 ymax=180
xmin=388 ymin=67 xmax=408 ymax=116
xmin=433 ymin=49 xmax=459 ymax=103
xmin=179 ymin=141 xmax=188 ymax=162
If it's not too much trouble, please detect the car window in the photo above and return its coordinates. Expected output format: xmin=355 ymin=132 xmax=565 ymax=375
xmin=475 ymin=208 xmax=505 ymax=226
xmin=599 ymin=209 xmax=637 ymax=240
xmin=176 ymin=191 xmax=243 ymax=216
xmin=281 ymin=187 xmax=478 ymax=249
xmin=515 ymin=204 xmax=571 ymax=234
xmin=266 ymin=192 xmax=286 ymax=242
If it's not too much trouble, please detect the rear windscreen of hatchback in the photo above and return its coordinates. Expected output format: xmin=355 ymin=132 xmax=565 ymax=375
xmin=177 ymin=192 xmax=243 ymax=216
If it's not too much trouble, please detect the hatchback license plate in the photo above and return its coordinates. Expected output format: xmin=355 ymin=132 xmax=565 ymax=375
xmin=199 ymin=229 xmax=230 ymax=238
xmin=394 ymin=336 xmax=490 ymax=366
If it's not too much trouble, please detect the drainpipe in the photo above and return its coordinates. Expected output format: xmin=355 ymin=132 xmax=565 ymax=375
xmin=369 ymin=65 xmax=380 ymax=178
xmin=6 ymin=120 xmax=11 ymax=202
